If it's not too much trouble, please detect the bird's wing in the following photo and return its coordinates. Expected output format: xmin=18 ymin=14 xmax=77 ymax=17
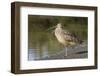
xmin=62 ymin=30 xmax=79 ymax=42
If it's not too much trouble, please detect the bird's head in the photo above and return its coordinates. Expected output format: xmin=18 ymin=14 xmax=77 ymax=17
xmin=46 ymin=23 xmax=62 ymax=32
xmin=56 ymin=23 xmax=62 ymax=28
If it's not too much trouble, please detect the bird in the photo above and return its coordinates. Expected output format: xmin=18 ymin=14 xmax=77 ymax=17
xmin=54 ymin=23 xmax=83 ymax=56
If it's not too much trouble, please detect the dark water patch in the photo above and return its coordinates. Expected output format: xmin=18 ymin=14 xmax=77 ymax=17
xmin=76 ymin=51 xmax=88 ymax=54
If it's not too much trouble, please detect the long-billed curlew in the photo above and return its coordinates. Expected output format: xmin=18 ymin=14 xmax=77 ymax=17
xmin=54 ymin=23 xmax=83 ymax=56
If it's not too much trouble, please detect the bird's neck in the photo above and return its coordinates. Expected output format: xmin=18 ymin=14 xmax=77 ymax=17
xmin=57 ymin=27 xmax=62 ymax=29
xmin=55 ymin=27 xmax=62 ymax=33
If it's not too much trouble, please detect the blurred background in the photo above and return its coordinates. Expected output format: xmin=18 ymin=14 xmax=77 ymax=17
xmin=28 ymin=15 xmax=88 ymax=60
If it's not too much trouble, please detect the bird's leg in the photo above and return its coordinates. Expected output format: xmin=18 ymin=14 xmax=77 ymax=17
xmin=65 ymin=47 xmax=68 ymax=56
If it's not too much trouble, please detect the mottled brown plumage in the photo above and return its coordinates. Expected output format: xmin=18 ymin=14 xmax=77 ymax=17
xmin=54 ymin=23 xmax=82 ymax=47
